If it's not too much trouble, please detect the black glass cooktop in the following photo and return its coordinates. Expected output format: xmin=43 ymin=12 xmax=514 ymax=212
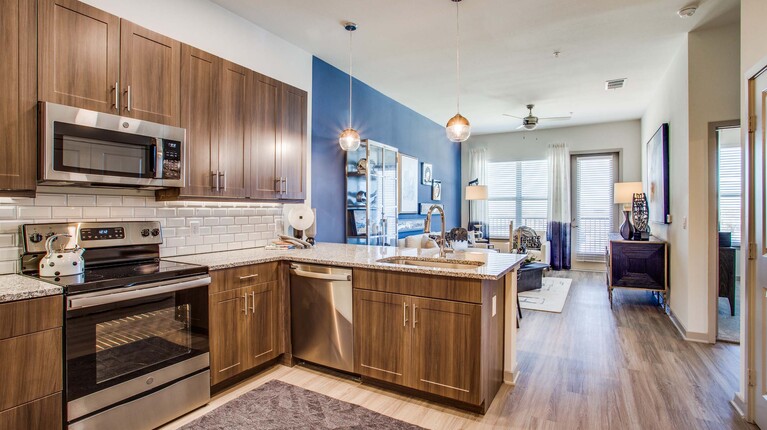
xmin=29 ymin=259 xmax=208 ymax=295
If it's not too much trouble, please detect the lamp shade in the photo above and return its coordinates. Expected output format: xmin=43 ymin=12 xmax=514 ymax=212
xmin=614 ymin=182 xmax=642 ymax=204
xmin=465 ymin=185 xmax=488 ymax=200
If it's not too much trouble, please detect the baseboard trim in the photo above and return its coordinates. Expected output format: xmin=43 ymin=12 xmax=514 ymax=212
xmin=668 ymin=309 xmax=713 ymax=344
xmin=503 ymin=370 xmax=520 ymax=385
xmin=731 ymin=392 xmax=747 ymax=418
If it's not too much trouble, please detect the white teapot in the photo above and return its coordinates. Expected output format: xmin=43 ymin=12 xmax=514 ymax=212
xmin=39 ymin=234 xmax=85 ymax=277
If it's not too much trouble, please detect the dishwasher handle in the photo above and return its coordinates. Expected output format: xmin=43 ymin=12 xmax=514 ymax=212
xmin=290 ymin=267 xmax=352 ymax=282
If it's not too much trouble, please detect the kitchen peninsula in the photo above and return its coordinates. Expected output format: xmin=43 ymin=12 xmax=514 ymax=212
xmin=169 ymin=242 xmax=525 ymax=413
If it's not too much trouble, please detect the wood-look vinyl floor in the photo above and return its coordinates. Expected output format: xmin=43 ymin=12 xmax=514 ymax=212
xmin=163 ymin=270 xmax=754 ymax=430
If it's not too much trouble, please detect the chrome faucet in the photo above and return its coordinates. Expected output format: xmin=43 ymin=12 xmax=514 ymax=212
xmin=424 ymin=204 xmax=448 ymax=258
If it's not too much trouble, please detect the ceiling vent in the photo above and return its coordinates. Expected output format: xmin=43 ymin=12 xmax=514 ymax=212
xmin=605 ymin=78 xmax=626 ymax=90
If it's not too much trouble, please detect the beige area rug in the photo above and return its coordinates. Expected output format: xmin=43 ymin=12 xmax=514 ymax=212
xmin=518 ymin=277 xmax=573 ymax=313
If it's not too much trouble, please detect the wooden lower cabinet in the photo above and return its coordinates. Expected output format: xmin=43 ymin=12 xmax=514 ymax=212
xmin=354 ymin=290 xmax=410 ymax=386
xmin=353 ymin=288 xmax=485 ymax=406
xmin=209 ymin=265 xmax=283 ymax=386
xmin=0 ymin=393 xmax=61 ymax=430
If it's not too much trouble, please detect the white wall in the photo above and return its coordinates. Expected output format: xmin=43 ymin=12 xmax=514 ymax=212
xmin=641 ymin=22 xmax=740 ymax=339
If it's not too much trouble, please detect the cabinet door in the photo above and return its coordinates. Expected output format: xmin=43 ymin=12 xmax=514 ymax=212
xmin=0 ymin=393 xmax=61 ymax=430
xmin=0 ymin=0 xmax=36 ymax=194
xmin=38 ymin=0 xmax=120 ymax=113
xmin=410 ymin=297 xmax=481 ymax=404
xmin=249 ymin=73 xmax=281 ymax=200
xmin=247 ymin=281 xmax=281 ymax=368
xmin=353 ymin=289 xmax=410 ymax=386
xmin=217 ymin=60 xmax=250 ymax=199
xmin=180 ymin=45 xmax=219 ymax=197
xmin=279 ymin=83 xmax=307 ymax=200
xmin=209 ymin=287 xmax=249 ymax=385
xmin=120 ymin=20 xmax=180 ymax=126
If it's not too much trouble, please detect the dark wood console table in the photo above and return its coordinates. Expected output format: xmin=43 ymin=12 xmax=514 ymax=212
xmin=605 ymin=233 xmax=668 ymax=309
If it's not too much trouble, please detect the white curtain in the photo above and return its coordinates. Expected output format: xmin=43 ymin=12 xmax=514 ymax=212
xmin=547 ymin=143 xmax=571 ymax=270
xmin=469 ymin=148 xmax=488 ymax=234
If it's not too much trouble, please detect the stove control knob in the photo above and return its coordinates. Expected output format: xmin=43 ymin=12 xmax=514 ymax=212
xmin=45 ymin=232 xmax=56 ymax=239
xmin=141 ymin=229 xmax=151 ymax=237
xmin=151 ymin=228 xmax=161 ymax=237
xmin=29 ymin=233 xmax=43 ymax=243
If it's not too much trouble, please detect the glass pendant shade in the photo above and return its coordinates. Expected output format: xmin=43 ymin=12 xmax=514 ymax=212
xmin=339 ymin=128 xmax=361 ymax=151
xmin=446 ymin=113 xmax=471 ymax=142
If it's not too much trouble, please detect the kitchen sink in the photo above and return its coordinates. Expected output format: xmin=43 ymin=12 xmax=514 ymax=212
xmin=377 ymin=256 xmax=485 ymax=270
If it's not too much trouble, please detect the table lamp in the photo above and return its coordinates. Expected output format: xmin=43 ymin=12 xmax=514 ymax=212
xmin=614 ymin=182 xmax=642 ymax=240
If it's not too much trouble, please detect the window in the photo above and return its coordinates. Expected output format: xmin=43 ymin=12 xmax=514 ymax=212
xmin=718 ymin=127 xmax=741 ymax=246
xmin=573 ymin=154 xmax=616 ymax=262
xmin=487 ymin=160 xmax=549 ymax=239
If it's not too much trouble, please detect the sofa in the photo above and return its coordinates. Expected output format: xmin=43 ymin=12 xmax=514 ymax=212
xmin=499 ymin=226 xmax=551 ymax=265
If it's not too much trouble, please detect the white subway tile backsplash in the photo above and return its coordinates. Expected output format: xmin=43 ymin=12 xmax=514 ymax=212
xmin=19 ymin=206 xmax=52 ymax=219
xmin=68 ymin=195 xmax=96 ymax=206
xmin=53 ymin=207 xmax=82 ymax=218
xmin=83 ymin=207 xmax=110 ymax=218
xmin=0 ymin=191 xmax=283 ymax=274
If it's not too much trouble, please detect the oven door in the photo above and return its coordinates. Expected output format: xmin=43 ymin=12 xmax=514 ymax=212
xmin=65 ymin=276 xmax=210 ymax=421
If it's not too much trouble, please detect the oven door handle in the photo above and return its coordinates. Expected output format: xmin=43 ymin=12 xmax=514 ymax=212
xmin=68 ymin=275 xmax=211 ymax=310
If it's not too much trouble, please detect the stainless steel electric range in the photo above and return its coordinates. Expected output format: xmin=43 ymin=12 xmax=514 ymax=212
xmin=20 ymin=221 xmax=211 ymax=430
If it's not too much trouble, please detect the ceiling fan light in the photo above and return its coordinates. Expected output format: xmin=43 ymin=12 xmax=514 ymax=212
xmin=523 ymin=122 xmax=536 ymax=130
xmin=339 ymin=128 xmax=361 ymax=151
xmin=446 ymin=113 xmax=471 ymax=142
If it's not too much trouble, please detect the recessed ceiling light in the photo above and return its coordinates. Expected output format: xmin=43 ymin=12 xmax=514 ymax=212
xmin=677 ymin=5 xmax=698 ymax=18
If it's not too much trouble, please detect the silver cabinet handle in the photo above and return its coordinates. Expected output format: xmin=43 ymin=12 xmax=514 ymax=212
xmin=112 ymin=81 xmax=119 ymax=111
xmin=125 ymin=85 xmax=132 ymax=112
xmin=412 ymin=304 xmax=418 ymax=328
xmin=403 ymin=302 xmax=408 ymax=327
xmin=250 ymin=291 xmax=256 ymax=313
xmin=239 ymin=274 xmax=259 ymax=280
xmin=274 ymin=178 xmax=281 ymax=192
xmin=212 ymin=171 xmax=220 ymax=191
xmin=242 ymin=294 xmax=248 ymax=316
xmin=283 ymin=177 xmax=288 ymax=194
xmin=219 ymin=171 xmax=226 ymax=191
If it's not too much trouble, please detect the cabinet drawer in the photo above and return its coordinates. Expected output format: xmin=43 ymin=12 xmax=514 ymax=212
xmin=0 ymin=328 xmax=62 ymax=411
xmin=210 ymin=262 xmax=279 ymax=293
xmin=353 ymin=269 xmax=482 ymax=304
xmin=0 ymin=296 xmax=62 ymax=341
xmin=0 ymin=392 xmax=62 ymax=430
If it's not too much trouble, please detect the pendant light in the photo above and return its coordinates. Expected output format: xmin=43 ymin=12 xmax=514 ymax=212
xmin=339 ymin=22 xmax=361 ymax=151
xmin=446 ymin=0 xmax=471 ymax=143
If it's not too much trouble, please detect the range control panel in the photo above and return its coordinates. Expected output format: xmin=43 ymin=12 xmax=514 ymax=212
xmin=22 ymin=221 xmax=163 ymax=254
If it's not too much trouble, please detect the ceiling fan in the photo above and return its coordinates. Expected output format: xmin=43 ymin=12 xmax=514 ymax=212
xmin=503 ymin=104 xmax=572 ymax=130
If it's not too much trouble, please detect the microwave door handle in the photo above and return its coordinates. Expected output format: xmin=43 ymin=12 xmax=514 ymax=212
xmin=154 ymin=139 xmax=163 ymax=179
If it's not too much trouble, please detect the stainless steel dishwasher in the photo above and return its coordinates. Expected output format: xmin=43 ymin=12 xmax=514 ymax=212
xmin=289 ymin=263 xmax=354 ymax=372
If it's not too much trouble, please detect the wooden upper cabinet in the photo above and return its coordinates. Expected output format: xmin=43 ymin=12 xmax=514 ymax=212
xmin=180 ymin=45 xmax=219 ymax=197
xmin=38 ymin=0 xmax=120 ymax=113
xmin=249 ymin=73 xmax=281 ymax=200
xmin=0 ymin=0 xmax=36 ymax=195
xmin=410 ymin=297 xmax=481 ymax=404
xmin=217 ymin=60 xmax=250 ymax=199
xmin=120 ymin=20 xmax=181 ymax=126
xmin=280 ymin=83 xmax=308 ymax=200
xmin=354 ymin=289 xmax=410 ymax=387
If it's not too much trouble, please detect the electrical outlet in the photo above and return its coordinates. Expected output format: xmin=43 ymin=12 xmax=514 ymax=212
xmin=683 ymin=216 xmax=687 ymax=230
xmin=190 ymin=221 xmax=200 ymax=236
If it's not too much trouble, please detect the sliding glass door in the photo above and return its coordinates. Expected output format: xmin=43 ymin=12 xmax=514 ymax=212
xmin=571 ymin=153 xmax=618 ymax=268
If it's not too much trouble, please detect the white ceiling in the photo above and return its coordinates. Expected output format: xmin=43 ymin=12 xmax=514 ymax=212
xmin=211 ymin=0 xmax=739 ymax=135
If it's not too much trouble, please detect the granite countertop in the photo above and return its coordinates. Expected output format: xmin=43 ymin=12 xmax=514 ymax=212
xmin=168 ymin=242 xmax=527 ymax=280
xmin=0 ymin=274 xmax=63 ymax=304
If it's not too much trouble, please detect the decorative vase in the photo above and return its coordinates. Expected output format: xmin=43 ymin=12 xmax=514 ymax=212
xmin=620 ymin=210 xmax=634 ymax=240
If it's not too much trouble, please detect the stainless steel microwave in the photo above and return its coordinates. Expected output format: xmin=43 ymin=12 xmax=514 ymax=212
xmin=39 ymin=102 xmax=185 ymax=188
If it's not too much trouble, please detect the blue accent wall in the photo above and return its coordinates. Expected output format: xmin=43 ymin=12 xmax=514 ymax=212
xmin=311 ymin=57 xmax=461 ymax=243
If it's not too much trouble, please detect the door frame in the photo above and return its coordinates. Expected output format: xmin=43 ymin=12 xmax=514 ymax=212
xmin=742 ymin=55 xmax=767 ymax=423
xmin=708 ymin=119 xmax=741 ymax=344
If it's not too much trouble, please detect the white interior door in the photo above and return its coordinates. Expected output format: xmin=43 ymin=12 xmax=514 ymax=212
xmin=751 ymin=66 xmax=767 ymax=429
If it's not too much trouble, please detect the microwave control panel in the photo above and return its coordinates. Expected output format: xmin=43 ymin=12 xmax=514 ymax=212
xmin=162 ymin=140 xmax=181 ymax=180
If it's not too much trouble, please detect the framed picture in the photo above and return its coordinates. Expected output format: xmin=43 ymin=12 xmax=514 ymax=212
xmin=420 ymin=203 xmax=443 ymax=215
xmin=421 ymin=162 xmax=433 ymax=185
xmin=350 ymin=210 xmax=366 ymax=236
xmin=398 ymin=153 xmax=419 ymax=214
xmin=646 ymin=123 xmax=670 ymax=224
xmin=431 ymin=180 xmax=442 ymax=201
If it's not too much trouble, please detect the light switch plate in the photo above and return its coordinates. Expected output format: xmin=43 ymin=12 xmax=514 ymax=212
xmin=492 ymin=295 xmax=497 ymax=317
